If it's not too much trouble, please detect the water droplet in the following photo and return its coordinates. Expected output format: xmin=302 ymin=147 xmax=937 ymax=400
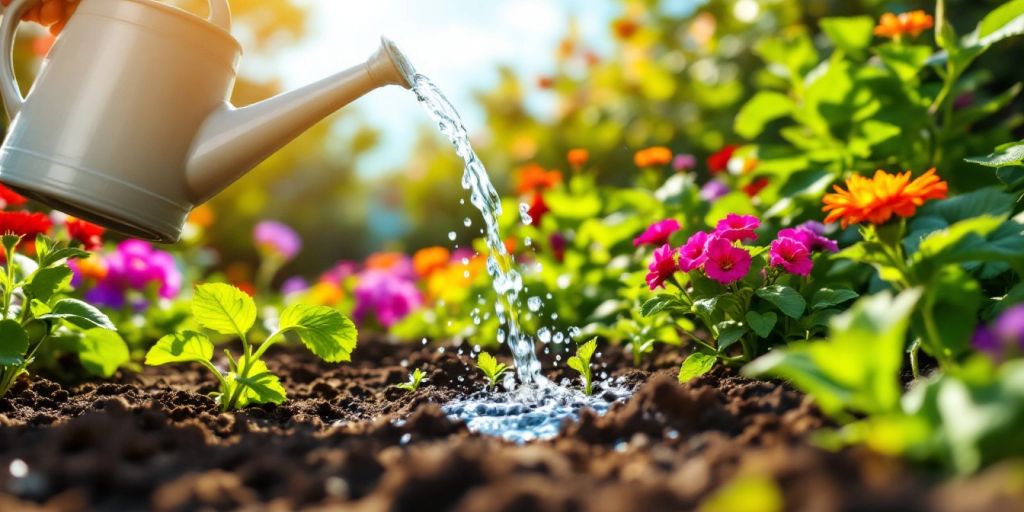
xmin=421 ymin=338 xmax=428 ymax=346
xmin=537 ymin=327 xmax=552 ymax=344
xmin=400 ymin=433 xmax=412 ymax=445
xmin=8 ymin=459 xmax=27 ymax=478
xmin=448 ymin=231 xmax=457 ymax=241
xmin=553 ymin=332 xmax=565 ymax=344
xmin=519 ymin=202 xmax=533 ymax=224
xmin=527 ymin=297 xmax=542 ymax=312
xmin=463 ymin=217 xmax=473 ymax=227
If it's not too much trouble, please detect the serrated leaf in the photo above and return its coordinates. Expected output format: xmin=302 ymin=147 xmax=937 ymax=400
xmin=278 ymin=304 xmax=357 ymax=363
xmin=965 ymin=141 xmax=1024 ymax=168
xmin=224 ymin=357 xmax=286 ymax=408
xmin=24 ymin=266 xmax=72 ymax=303
xmin=192 ymin=283 xmax=256 ymax=337
xmin=40 ymin=247 xmax=89 ymax=267
xmin=811 ymin=289 xmax=860 ymax=310
xmin=678 ymin=352 xmax=716 ymax=383
xmin=756 ymin=285 xmax=806 ymax=319
xmin=576 ymin=338 xmax=598 ymax=362
xmin=145 ymin=331 xmax=214 ymax=365
xmin=40 ymin=299 xmax=116 ymax=330
xmin=976 ymin=0 xmax=1024 ymax=43
xmin=745 ymin=311 xmax=778 ymax=338
xmin=77 ymin=329 xmax=129 ymax=377
xmin=0 ymin=319 xmax=28 ymax=366
xmin=641 ymin=294 xmax=683 ymax=317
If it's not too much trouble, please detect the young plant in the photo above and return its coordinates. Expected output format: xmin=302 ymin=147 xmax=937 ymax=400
xmin=145 ymin=283 xmax=357 ymax=411
xmin=0 ymin=235 xmax=128 ymax=398
xmin=397 ymin=368 xmax=425 ymax=392
xmin=567 ymin=338 xmax=597 ymax=395
xmin=476 ymin=351 xmax=508 ymax=389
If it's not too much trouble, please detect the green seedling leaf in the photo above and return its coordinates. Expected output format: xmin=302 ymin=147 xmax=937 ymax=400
xmin=0 ymin=319 xmax=28 ymax=366
xmin=811 ymin=289 xmax=859 ymax=311
xmin=745 ymin=311 xmax=778 ymax=338
xmin=224 ymin=357 xmax=286 ymax=408
xmin=76 ymin=329 xmax=130 ymax=378
xmin=40 ymin=298 xmax=116 ymax=330
xmin=397 ymin=368 xmax=426 ymax=392
xmin=756 ymin=285 xmax=806 ymax=319
xmin=145 ymin=331 xmax=214 ymax=365
xmin=678 ymin=352 xmax=716 ymax=383
xmin=278 ymin=304 xmax=358 ymax=363
xmin=568 ymin=338 xmax=598 ymax=395
xmin=192 ymin=283 xmax=256 ymax=338
xmin=476 ymin=352 xmax=508 ymax=389
xmin=24 ymin=266 xmax=73 ymax=303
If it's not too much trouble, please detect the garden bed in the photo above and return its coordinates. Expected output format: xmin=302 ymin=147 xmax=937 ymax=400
xmin=0 ymin=337 xmax=1020 ymax=512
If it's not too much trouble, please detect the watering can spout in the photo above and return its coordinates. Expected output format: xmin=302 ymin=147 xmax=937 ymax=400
xmin=185 ymin=37 xmax=416 ymax=203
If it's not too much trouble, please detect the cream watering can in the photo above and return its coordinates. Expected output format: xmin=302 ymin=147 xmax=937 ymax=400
xmin=0 ymin=0 xmax=416 ymax=242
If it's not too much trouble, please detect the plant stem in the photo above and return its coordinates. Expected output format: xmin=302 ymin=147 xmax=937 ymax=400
xmin=910 ymin=338 xmax=922 ymax=381
xmin=224 ymin=334 xmax=253 ymax=411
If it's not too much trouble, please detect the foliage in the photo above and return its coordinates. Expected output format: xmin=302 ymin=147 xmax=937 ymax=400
xmin=145 ymin=283 xmax=357 ymax=410
xmin=567 ymin=338 xmax=598 ymax=395
xmin=397 ymin=368 xmax=426 ymax=392
xmin=0 ymin=235 xmax=127 ymax=397
xmin=476 ymin=352 xmax=508 ymax=389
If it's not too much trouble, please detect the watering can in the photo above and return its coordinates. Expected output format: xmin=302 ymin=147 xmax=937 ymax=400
xmin=0 ymin=0 xmax=416 ymax=242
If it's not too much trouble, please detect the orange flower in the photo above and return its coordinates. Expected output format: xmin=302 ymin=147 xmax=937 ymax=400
xmin=75 ymin=254 xmax=108 ymax=281
xmin=366 ymin=251 xmax=406 ymax=270
xmin=612 ymin=18 xmax=639 ymax=40
xmin=187 ymin=204 xmax=215 ymax=229
xmin=822 ymin=168 xmax=948 ymax=228
xmin=515 ymin=164 xmax=562 ymax=195
xmin=308 ymin=281 xmax=344 ymax=305
xmin=634 ymin=147 xmax=673 ymax=168
xmin=413 ymin=246 xmax=450 ymax=278
xmin=567 ymin=148 xmax=590 ymax=167
xmin=874 ymin=10 xmax=933 ymax=39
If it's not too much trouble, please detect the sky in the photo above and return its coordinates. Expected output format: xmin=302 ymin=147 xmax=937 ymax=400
xmin=241 ymin=0 xmax=620 ymax=177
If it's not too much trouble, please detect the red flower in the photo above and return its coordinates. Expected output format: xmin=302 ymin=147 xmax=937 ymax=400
xmin=66 ymin=217 xmax=106 ymax=250
xmin=0 ymin=184 xmax=27 ymax=209
xmin=707 ymin=145 xmax=739 ymax=174
xmin=743 ymin=177 xmax=770 ymax=197
xmin=0 ymin=211 xmax=52 ymax=255
xmin=515 ymin=164 xmax=563 ymax=195
xmin=528 ymin=193 xmax=550 ymax=227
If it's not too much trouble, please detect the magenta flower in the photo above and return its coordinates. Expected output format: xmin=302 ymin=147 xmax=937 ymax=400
xmin=634 ymin=219 xmax=681 ymax=247
xmin=703 ymin=238 xmax=751 ymax=285
xmin=770 ymin=237 xmax=813 ymax=276
xmin=778 ymin=222 xmax=838 ymax=253
xmin=320 ymin=261 xmax=358 ymax=285
xmin=700 ymin=180 xmax=730 ymax=201
xmin=679 ymin=231 xmax=711 ymax=272
xmin=672 ymin=154 xmax=697 ymax=172
xmin=714 ymin=214 xmax=760 ymax=242
xmin=973 ymin=305 xmax=1024 ymax=357
xmin=646 ymin=244 xmax=679 ymax=290
xmin=254 ymin=220 xmax=302 ymax=261
xmin=83 ymin=240 xmax=182 ymax=308
xmin=353 ymin=271 xmax=423 ymax=328
xmin=281 ymin=276 xmax=309 ymax=296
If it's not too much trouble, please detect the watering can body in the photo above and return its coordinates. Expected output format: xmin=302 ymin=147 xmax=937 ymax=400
xmin=0 ymin=0 xmax=415 ymax=242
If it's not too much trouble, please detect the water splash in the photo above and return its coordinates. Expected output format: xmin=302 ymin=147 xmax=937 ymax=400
xmin=413 ymin=74 xmax=542 ymax=384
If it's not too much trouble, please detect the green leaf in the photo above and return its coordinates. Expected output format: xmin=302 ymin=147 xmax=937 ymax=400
xmin=935 ymin=0 xmax=958 ymax=52
xmin=678 ymin=352 xmax=716 ymax=383
xmin=145 ymin=331 xmax=214 ymax=365
xmin=875 ymin=43 xmax=933 ymax=81
xmin=223 ymin=357 xmax=286 ymax=408
xmin=715 ymin=321 xmax=748 ymax=351
xmin=811 ymin=288 xmax=860 ymax=311
xmin=699 ymin=475 xmax=784 ymax=512
xmin=1 ymin=235 xmax=21 ymax=258
xmin=0 ymin=319 xmax=28 ymax=366
xmin=567 ymin=356 xmax=587 ymax=375
xmin=24 ymin=266 xmax=73 ymax=303
xmin=641 ymin=294 xmax=686 ymax=317
xmin=76 ymin=329 xmax=130 ymax=378
xmin=192 ymin=283 xmax=256 ymax=338
xmin=744 ymin=289 xmax=922 ymax=419
xmin=975 ymin=0 xmax=1024 ymax=46
xmin=820 ymin=16 xmax=875 ymax=56
xmin=735 ymin=92 xmax=794 ymax=139
xmin=39 ymin=247 xmax=89 ymax=268
xmin=912 ymin=215 xmax=1007 ymax=271
xmin=397 ymin=368 xmax=426 ymax=391
xmin=576 ymin=338 xmax=598 ymax=363
xmin=278 ymin=304 xmax=357 ymax=363
xmin=39 ymin=299 xmax=116 ymax=330
xmin=912 ymin=267 xmax=981 ymax=361
xmin=755 ymin=285 xmax=806 ymax=319
xmin=965 ymin=140 xmax=1024 ymax=168
xmin=745 ymin=311 xmax=778 ymax=338
xmin=476 ymin=352 xmax=508 ymax=386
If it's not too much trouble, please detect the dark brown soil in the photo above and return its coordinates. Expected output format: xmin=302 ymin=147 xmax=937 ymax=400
xmin=0 ymin=338 xmax=1021 ymax=512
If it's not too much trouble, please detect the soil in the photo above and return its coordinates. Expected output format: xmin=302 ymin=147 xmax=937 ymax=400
xmin=0 ymin=337 xmax=1021 ymax=512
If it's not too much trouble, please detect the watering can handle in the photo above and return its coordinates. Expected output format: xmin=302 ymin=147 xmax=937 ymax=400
xmin=0 ymin=0 xmax=232 ymax=121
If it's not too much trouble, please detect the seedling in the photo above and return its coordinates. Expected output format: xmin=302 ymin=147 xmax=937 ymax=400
xmin=0 ymin=235 xmax=128 ymax=398
xmin=567 ymin=338 xmax=598 ymax=395
xmin=145 ymin=283 xmax=357 ymax=411
xmin=397 ymin=368 xmax=426 ymax=392
xmin=476 ymin=351 xmax=508 ymax=389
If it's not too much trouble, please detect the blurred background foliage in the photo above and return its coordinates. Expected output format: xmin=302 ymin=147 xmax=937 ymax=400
xmin=4 ymin=0 xmax=1022 ymax=282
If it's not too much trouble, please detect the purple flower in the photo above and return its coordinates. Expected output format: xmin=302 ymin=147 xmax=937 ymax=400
xmin=254 ymin=220 xmax=302 ymax=261
xmin=84 ymin=240 xmax=182 ymax=308
xmin=672 ymin=154 xmax=697 ymax=172
xmin=714 ymin=214 xmax=760 ymax=242
xmin=320 ymin=261 xmax=358 ymax=285
xmin=770 ymin=237 xmax=813 ymax=276
xmin=353 ymin=271 xmax=423 ymax=328
xmin=973 ymin=305 xmax=1024 ymax=358
xmin=281 ymin=276 xmax=309 ymax=296
xmin=634 ymin=219 xmax=681 ymax=247
xmin=778 ymin=222 xmax=838 ymax=253
xmin=700 ymin=180 xmax=730 ymax=201
xmin=646 ymin=244 xmax=678 ymax=290
xmin=679 ymin=231 xmax=711 ymax=272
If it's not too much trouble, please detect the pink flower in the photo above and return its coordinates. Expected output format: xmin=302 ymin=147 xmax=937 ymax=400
xmin=634 ymin=219 xmax=681 ymax=247
xmin=777 ymin=222 xmax=838 ymax=253
xmin=703 ymin=238 xmax=751 ymax=285
xmin=679 ymin=231 xmax=711 ymax=272
xmin=770 ymin=237 xmax=813 ymax=276
xmin=714 ymin=214 xmax=760 ymax=242
xmin=646 ymin=244 xmax=678 ymax=290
